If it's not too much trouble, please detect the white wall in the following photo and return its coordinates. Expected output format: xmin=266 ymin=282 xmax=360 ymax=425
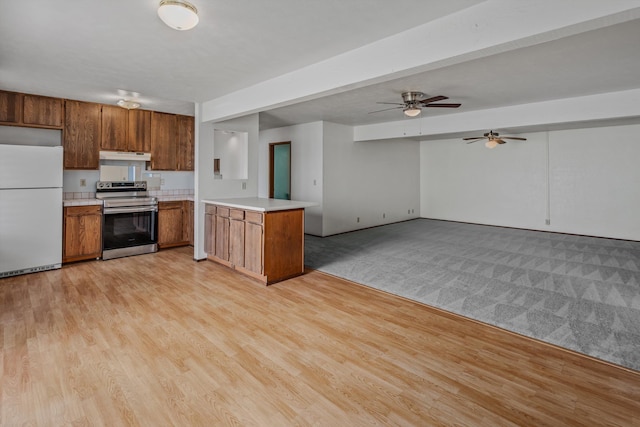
xmin=258 ymin=121 xmax=420 ymax=237
xmin=420 ymin=124 xmax=640 ymax=240
xmin=549 ymin=125 xmax=640 ymax=240
xmin=323 ymin=123 xmax=420 ymax=236
xmin=258 ymin=122 xmax=324 ymax=235
xmin=195 ymin=113 xmax=259 ymax=259
xmin=420 ymin=132 xmax=548 ymax=229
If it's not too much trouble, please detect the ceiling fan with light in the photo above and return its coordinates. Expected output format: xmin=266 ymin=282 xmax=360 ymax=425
xmin=369 ymin=91 xmax=461 ymax=117
xmin=463 ymin=130 xmax=527 ymax=148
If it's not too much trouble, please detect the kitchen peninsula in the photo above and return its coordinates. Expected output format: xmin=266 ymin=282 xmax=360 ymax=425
xmin=202 ymin=197 xmax=316 ymax=284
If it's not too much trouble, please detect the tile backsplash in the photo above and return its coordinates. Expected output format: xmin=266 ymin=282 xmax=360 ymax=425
xmin=63 ymin=170 xmax=194 ymax=193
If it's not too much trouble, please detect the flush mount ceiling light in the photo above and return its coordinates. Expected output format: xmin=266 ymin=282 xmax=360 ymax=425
xmin=117 ymin=99 xmax=141 ymax=110
xmin=158 ymin=0 xmax=199 ymax=31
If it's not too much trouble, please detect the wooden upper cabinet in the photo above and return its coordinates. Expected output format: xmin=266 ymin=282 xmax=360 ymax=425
xmin=151 ymin=111 xmax=177 ymax=170
xmin=128 ymin=109 xmax=151 ymax=153
xmin=22 ymin=94 xmax=63 ymax=128
xmin=0 ymin=91 xmax=22 ymax=124
xmin=0 ymin=90 xmax=63 ymax=129
xmin=64 ymin=100 xmax=101 ymax=169
xmin=100 ymin=105 xmax=128 ymax=151
xmin=177 ymin=115 xmax=194 ymax=171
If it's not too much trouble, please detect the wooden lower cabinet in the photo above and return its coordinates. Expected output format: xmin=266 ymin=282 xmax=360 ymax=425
xmin=158 ymin=200 xmax=192 ymax=249
xmin=204 ymin=203 xmax=304 ymax=284
xmin=63 ymin=205 xmax=102 ymax=263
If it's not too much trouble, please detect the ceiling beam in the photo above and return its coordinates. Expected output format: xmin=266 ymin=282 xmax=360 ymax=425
xmin=201 ymin=0 xmax=640 ymax=123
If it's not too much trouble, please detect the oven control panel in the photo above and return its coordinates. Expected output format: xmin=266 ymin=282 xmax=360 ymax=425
xmin=97 ymin=181 xmax=147 ymax=191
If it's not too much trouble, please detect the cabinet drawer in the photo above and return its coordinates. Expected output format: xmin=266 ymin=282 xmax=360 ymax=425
xmin=245 ymin=211 xmax=263 ymax=224
xmin=205 ymin=204 xmax=216 ymax=215
xmin=230 ymin=209 xmax=244 ymax=220
xmin=216 ymin=207 xmax=230 ymax=217
xmin=159 ymin=201 xmax=183 ymax=210
xmin=65 ymin=205 xmax=102 ymax=216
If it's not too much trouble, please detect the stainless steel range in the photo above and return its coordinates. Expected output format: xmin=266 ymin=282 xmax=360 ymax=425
xmin=96 ymin=181 xmax=158 ymax=260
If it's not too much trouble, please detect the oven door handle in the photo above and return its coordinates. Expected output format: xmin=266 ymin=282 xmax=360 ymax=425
xmin=104 ymin=206 xmax=158 ymax=214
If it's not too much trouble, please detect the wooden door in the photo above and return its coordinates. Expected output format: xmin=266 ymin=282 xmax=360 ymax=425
xmin=128 ymin=109 xmax=151 ymax=152
xmin=151 ymin=112 xmax=177 ymax=170
xmin=22 ymin=94 xmax=63 ymax=128
xmin=64 ymin=100 xmax=101 ymax=169
xmin=101 ymin=105 xmax=128 ymax=151
xmin=177 ymin=115 xmax=194 ymax=171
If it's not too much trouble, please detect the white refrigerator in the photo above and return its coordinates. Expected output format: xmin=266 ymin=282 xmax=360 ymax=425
xmin=0 ymin=144 xmax=63 ymax=278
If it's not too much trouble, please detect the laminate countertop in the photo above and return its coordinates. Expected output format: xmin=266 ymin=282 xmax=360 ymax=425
xmin=202 ymin=197 xmax=316 ymax=212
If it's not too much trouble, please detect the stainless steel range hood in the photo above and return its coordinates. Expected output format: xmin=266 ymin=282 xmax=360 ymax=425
xmin=99 ymin=151 xmax=151 ymax=161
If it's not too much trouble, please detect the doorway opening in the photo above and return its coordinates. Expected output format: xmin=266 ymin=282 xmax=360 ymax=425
xmin=269 ymin=141 xmax=291 ymax=200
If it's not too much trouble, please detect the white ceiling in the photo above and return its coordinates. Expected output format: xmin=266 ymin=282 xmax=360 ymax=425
xmin=2 ymin=0 xmax=640 ymax=132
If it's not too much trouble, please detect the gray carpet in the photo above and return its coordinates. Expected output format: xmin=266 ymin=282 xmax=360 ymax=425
xmin=304 ymin=219 xmax=640 ymax=371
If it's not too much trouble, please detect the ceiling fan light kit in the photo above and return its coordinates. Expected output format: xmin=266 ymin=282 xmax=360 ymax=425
xmin=403 ymin=106 xmax=421 ymax=117
xmin=158 ymin=0 xmax=199 ymax=31
xmin=485 ymin=139 xmax=499 ymax=149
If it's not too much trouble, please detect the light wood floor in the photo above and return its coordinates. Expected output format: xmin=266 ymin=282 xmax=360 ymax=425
xmin=1 ymin=247 xmax=639 ymax=426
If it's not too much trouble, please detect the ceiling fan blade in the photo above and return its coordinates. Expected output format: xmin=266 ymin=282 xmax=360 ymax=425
xmin=462 ymin=137 xmax=484 ymax=141
xmin=501 ymin=136 xmax=527 ymax=140
xmin=418 ymin=95 xmax=448 ymax=104
xmin=495 ymin=139 xmax=506 ymax=144
xmin=376 ymin=102 xmax=405 ymax=105
xmin=368 ymin=106 xmax=403 ymax=114
xmin=466 ymin=140 xmax=480 ymax=144
xmin=424 ymin=103 xmax=461 ymax=108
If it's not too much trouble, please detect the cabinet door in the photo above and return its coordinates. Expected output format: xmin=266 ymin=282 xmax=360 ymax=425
xmin=204 ymin=207 xmax=216 ymax=255
xmin=0 ymin=90 xmax=21 ymax=124
xmin=128 ymin=109 xmax=151 ymax=152
xmin=63 ymin=206 xmax=102 ymax=262
xmin=215 ymin=216 xmax=230 ymax=261
xmin=151 ymin=112 xmax=177 ymax=170
xmin=101 ymin=105 xmax=128 ymax=151
xmin=229 ymin=218 xmax=245 ymax=267
xmin=177 ymin=115 xmax=194 ymax=171
xmin=158 ymin=202 xmax=184 ymax=247
xmin=22 ymin=94 xmax=63 ymax=128
xmin=64 ymin=100 xmax=101 ymax=169
xmin=184 ymin=201 xmax=194 ymax=245
xmin=244 ymin=221 xmax=263 ymax=275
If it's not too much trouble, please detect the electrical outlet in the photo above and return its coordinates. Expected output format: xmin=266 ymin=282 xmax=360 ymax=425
xmin=383 ymin=213 xmax=386 ymax=219
xmin=411 ymin=209 xmax=414 ymax=214
xmin=408 ymin=209 xmax=411 ymax=214
xmin=545 ymin=219 xmax=551 ymax=225
xmin=313 ymin=179 xmax=317 ymax=186
xmin=357 ymin=217 xmax=360 ymax=223
xmin=160 ymin=179 xmax=165 ymax=185
xmin=242 ymin=182 xmax=247 ymax=190
xmin=80 ymin=178 xmax=86 ymax=187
